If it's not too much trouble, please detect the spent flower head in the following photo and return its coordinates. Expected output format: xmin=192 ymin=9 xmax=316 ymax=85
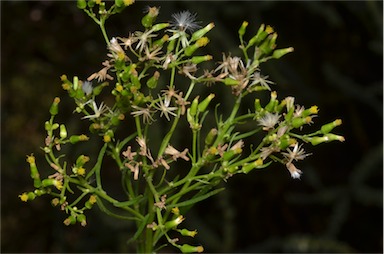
xmin=171 ymin=10 xmax=200 ymax=33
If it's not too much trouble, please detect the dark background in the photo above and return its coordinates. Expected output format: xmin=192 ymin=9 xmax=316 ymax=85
xmin=2 ymin=1 xmax=382 ymax=253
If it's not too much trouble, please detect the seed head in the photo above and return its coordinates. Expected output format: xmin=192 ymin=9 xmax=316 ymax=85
xmin=171 ymin=10 xmax=200 ymax=33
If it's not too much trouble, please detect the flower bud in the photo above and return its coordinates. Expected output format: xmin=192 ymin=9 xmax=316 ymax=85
xmin=265 ymin=91 xmax=277 ymax=112
xmin=77 ymin=0 xmax=86 ymax=9
xmin=325 ymin=133 xmax=345 ymax=142
xmin=205 ymin=128 xmax=217 ymax=146
xmin=77 ymin=214 xmax=87 ymax=226
xmin=302 ymin=105 xmax=319 ymax=117
xmin=151 ymin=23 xmax=169 ymax=32
xmin=165 ymin=215 xmax=184 ymax=229
xmin=59 ymin=124 xmax=67 ymax=139
xmin=242 ymin=158 xmax=263 ymax=174
xmin=167 ymin=39 xmax=176 ymax=53
xmin=191 ymin=22 xmax=215 ymax=41
xmin=189 ymin=96 xmax=199 ymax=117
xmin=103 ymin=130 xmax=114 ymax=143
xmin=238 ymin=21 xmax=248 ymax=37
xmin=63 ymin=216 xmax=76 ymax=226
xmin=146 ymin=71 xmax=160 ymax=89
xmin=191 ymin=55 xmax=212 ymax=64
xmin=153 ymin=35 xmax=169 ymax=48
xmin=49 ymin=97 xmax=60 ymax=116
xmin=179 ymin=244 xmax=204 ymax=253
xmin=178 ymin=228 xmax=197 ymax=237
xmin=223 ymin=78 xmax=240 ymax=86
xmin=272 ymin=47 xmax=294 ymax=59
xmin=141 ymin=7 xmax=159 ymax=28
xmin=254 ymin=98 xmax=262 ymax=112
xmin=292 ymin=116 xmax=312 ymax=128
xmin=69 ymin=134 xmax=89 ymax=144
xmin=19 ymin=192 xmax=36 ymax=202
xmin=320 ymin=119 xmax=342 ymax=134
xmin=198 ymin=93 xmax=215 ymax=113
xmin=76 ymin=155 xmax=90 ymax=167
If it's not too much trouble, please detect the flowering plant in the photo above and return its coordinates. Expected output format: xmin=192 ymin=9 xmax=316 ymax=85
xmin=20 ymin=1 xmax=344 ymax=253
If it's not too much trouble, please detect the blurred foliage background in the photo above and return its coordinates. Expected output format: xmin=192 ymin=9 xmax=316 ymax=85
xmin=2 ymin=1 xmax=382 ymax=253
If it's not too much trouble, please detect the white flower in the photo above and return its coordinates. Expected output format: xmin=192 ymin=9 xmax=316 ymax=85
xmin=82 ymin=100 xmax=110 ymax=120
xmin=155 ymin=95 xmax=178 ymax=121
xmin=258 ymin=112 xmax=280 ymax=130
xmin=282 ymin=143 xmax=311 ymax=164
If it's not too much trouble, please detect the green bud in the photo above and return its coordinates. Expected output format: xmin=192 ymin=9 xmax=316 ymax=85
xmin=265 ymin=91 xmax=277 ymax=112
xmin=325 ymin=133 xmax=345 ymax=142
xmin=151 ymin=23 xmax=169 ymax=32
xmin=223 ymin=150 xmax=236 ymax=161
xmin=302 ymin=106 xmax=319 ymax=117
xmin=73 ymin=76 xmax=79 ymax=90
xmin=146 ymin=71 xmax=160 ymax=89
xmin=141 ymin=7 xmax=159 ymax=28
xmin=34 ymin=189 xmax=45 ymax=196
xmin=59 ymin=124 xmax=67 ymax=139
xmin=49 ymin=97 xmax=60 ymax=116
xmin=223 ymin=78 xmax=240 ymax=86
xmin=179 ymin=244 xmax=204 ymax=253
xmin=292 ymin=116 xmax=312 ymax=128
xmin=198 ymin=93 xmax=215 ymax=113
xmin=191 ymin=22 xmax=215 ymax=41
xmin=187 ymin=108 xmax=195 ymax=125
xmin=70 ymin=134 xmax=89 ymax=144
xmin=77 ymin=214 xmax=87 ymax=226
xmin=45 ymin=121 xmax=51 ymax=131
xmin=254 ymin=98 xmax=262 ymax=112
xmin=178 ymin=228 xmax=198 ymax=237
xmin=26 ymin=155 xmax=40 ymax=182
xmin=248 ymin=24 xmax=274 ymax=47
xmin=259 ymin=34 xmax=275 ymax=56
xmin=242 ymin=159 xmax=263 ymax=174
xmin=191 ymin=55 xmax=212 ymax=64
xmin=184 ymin=44 xmax=199 ymax=57
xmin=153 ymin=35 xmax=169 ymax=48
xmin=51 ymin=123 xmax=59 ymax=130
xmin=320 ymin=119 xmax=342 ymax=134
xmin=309 ymin=134 xmax=345 ymax=146
xmin=238 ymin=21 xmax=248 ymax=37
xmin=164 ymin=215 xmax=184 ymax=229
xmin=278 ymin=134 xmax=296 ymax=150
xmin=205 ymin=128 xmax=218 ymax=146
xmin=93 ymin=82 xmax=109 ymax=96
xmin=87 ymin=0 xmax=95 ymax=7
xmin=189 ymin=96 xmax=199 ymax=117
xmin=63 ymin=216 xmax=76 ymax=226
xmin=77 ymin=0 xmax=87 ymax=9
xmin=76 ymin=155 xmax=90 ymax=167
xmin=167 ymin=38 xmax=176 ymax=53
xmin=272 ymin=47 xmax=294 ymax=59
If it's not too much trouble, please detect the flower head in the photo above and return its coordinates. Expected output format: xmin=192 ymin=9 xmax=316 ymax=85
xmin=82 ymin=100 xmax=110 ymax=120
xmin=171 ymin=10 xmax=200 ymax=33
xmin=258 ymin=112 xmax=280 ymax=130
xmin=81 ymin=81 xmax=93 ymax=96
xmin=155 ymin=95 xmax=178 ymax=121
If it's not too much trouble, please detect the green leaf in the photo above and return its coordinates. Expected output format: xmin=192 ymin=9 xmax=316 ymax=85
xmin=85 ymin=143 xmax=107 ymax=181
xmin=113 ymin=195 xmax=144 ymax=207
xmin=127 ymin=214 xmax=150 ymax=245
xmin=168 ymin=188 xmax=225 ymax=208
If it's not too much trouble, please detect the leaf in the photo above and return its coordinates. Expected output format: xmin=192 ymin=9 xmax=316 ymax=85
xmin=168 ymin=188 xmax=225 ymax=208
xmin=85 ymin=143 xmax=107 ymax=181
xmin=127 ymin=214 xmax=150 ymax=245
xmin=113 ymin=195 xmax=144 ymax=207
